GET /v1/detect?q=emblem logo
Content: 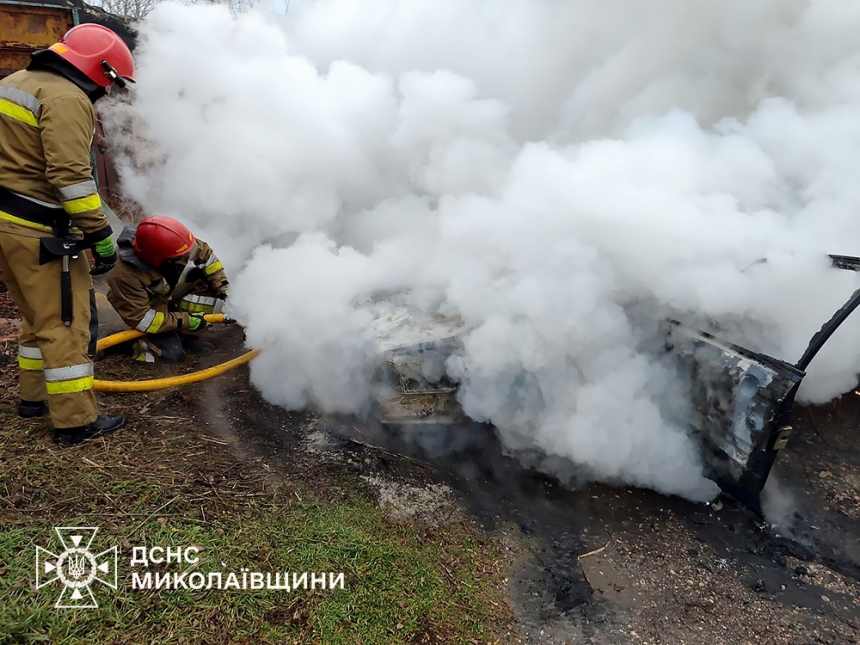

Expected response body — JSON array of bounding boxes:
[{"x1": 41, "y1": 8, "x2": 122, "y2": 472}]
[{"x1": 35, "y1": 527, "x2": 117, "y2": 609}]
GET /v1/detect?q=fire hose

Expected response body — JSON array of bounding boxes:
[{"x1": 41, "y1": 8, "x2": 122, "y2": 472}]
[{"x1": 93, "y1": 313, "x2": 260, "y2": 392}]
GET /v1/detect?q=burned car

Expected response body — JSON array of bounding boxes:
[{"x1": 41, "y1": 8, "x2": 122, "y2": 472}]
[
  {"x1": 371, "y1": 298, "x2": 469, "y2": 426},
  {"x1": 370, "y1": 256, "x2": 860, "y2": 516}
]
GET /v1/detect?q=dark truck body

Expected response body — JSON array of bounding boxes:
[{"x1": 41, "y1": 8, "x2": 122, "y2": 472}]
[{"x1": 375, "y1": 255, "x2": 860, "y2": 515}]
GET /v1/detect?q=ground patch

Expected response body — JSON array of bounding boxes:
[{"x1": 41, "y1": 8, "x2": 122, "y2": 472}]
[{"x1": 0, "y1": 288, "x2": 512, "y2": 645}]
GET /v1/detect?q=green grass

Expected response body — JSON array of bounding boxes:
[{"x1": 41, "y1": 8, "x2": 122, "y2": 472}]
[
  {"x1": 0, "y1": 318, "x2": 511, "y2": 644},
  {"x1": 0, "y1": 406, "x2": 510, "y2": 645},
  {"x1": 1, "y1": 499, "x2": 503, "y2": 644}
]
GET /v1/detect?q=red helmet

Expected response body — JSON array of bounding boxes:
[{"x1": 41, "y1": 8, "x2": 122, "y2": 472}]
[
  {"x1": 133, "y1": 217, "x2": 196, "y2": 267},
  {"x1": 49, "y1": 24, "x2": 135, "y2": 88}
]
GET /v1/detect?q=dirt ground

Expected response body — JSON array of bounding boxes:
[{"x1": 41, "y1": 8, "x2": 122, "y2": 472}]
[
  {"x1": 357, "y1": 408, "x2": 860, "y2": 644},
  {"x1": 1, "y1": 283, "x2": 858, "y2": 644}
]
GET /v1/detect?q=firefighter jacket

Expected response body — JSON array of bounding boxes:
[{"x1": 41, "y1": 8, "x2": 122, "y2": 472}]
[
  {"x1": 0, "y1": 69, "x2": 111, "y2": 242},
  {"x1": 106, "y1": 225, "x2": 230, "y2": 335}
]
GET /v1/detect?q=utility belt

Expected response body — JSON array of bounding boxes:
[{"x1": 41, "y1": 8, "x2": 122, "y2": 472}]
[
  {"x1": 0, "y1": 184, "x2": 75, "y2": 233},
  {"x1": 0, "y1": 185, "x2": 89, "y2": 326}
]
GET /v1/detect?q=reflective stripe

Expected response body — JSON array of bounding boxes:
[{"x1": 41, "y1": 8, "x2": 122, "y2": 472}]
[
  {"x1": 146, "y1": 311, "x2": 166, "y2": 333},
  {"x1": 135, "y1": 309, "x2": 165, "y2": 333},
  {"x1": 56, "y1": 180, "x2": 98, "y2": 202},
  {"x1": 198, "y1": 254, "x2": 224, "y2": 277},
  {"x1": 12, "y1": 191, "x2": 62, "y2": 209},
  {"x1": 18, "y1": 357, "x2": 43, "y2": 371},
  {"x1": 0, "y1": 100, "x2": 38, "y2": 126},
  {"x1": 62, "y1": 193, "x2": 102, "y2": 215},
  {"x1": 0, "y1": 209, "x2": 53, "y2": 232},
  {"x1": 171, "y1": 249, "x2": 200, "y2": 292},
  {"x1": 44, "y1": 363, "x2": 94, "y2": 382},
  {"x1": 0, "y1": 86, "x2": 41, "y2": 127},
  {"x1": 18, "y1": 345, "x2": 43, "y2": 359},
  {"x1": 183, "y1": 294, "x2": 217, "y2": 306},
  {"x1": 44, "y1": 361, "x2": 95, "y2": 395},
  {"x1": 178, "y1": 293, "x2": 218, "y2": 314},
  {"x1": 0, "y1": 85, "x2": 41, "y2": 117},
  {"x1": 203, "y1": 260, "x2": 224, "y2": 276},
  {"x1": 177, "y1": 301, "x2": 215, "y2": 314},
  {"x1": 135, "y1": 341, "x2": 156, "y2": 363},
  {"x1": 136, "y1": 309, "x2": 156, "y2": 331},
  {"x1": 152, "y1": 279, "x2": 171, "y2": 295},
  {"x1": 46, "y1": 376, "x2": 94, "y2": 395}
]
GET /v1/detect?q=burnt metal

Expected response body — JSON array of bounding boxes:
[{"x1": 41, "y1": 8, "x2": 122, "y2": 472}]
[
  {"x1": 663, "y1": 323, "x2": 803, "y2": 515},
  {"x1": 796, "y1": 287, "x2": 860, "y2": 371},
  {"x1": 374, "y1": 254, "x2": 860, "y2": 515},
  {"x1": 665, "y1": 253, "x2": 860, "y2": 515},
  {"x1": 795, "y1": 255, "x2": 860, "y2": 371},
  {"x1": 375, "y1": 337, "x2": 468, "y2": 425}
]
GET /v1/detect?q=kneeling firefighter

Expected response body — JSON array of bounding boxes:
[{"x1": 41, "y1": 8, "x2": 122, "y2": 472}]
[
  {"x1": 106, "y1": 216, "x2": 230, "y2": 363},
  {"x1": 0, "y1": 24, "x2": 134, "y2": 445}
]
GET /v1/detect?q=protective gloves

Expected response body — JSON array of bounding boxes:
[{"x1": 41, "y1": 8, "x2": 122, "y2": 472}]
[
  {"x1": 90, "y1": 237, "x2": 117, "y2": 276},
  {"x1": 187, "y1": 313, "x2": 211, "y2": 332}
]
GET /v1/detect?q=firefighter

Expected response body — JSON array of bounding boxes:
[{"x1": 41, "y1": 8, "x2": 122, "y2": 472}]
[
  {"x1": 0, "y1": 24, "x2": 134, "y2": 445},
  {"x1": 106, "y1": 216, "x2": 230, "y2": 363}
]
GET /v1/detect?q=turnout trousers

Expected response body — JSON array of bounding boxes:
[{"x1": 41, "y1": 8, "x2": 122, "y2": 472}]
[{"x1": 0, "y1": 225, "x2": 98, "y2": 428}]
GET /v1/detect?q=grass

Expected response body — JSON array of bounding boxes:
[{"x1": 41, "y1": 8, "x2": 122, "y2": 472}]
[
  {"x1": 0, "y1": 333, "x2": 513, "y2": 644},
  {"x1": 1, "y1": 497, "x2": 504, "y2": 644}
]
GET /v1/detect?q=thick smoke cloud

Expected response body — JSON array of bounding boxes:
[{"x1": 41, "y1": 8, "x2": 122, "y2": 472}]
[{"x1": 105, "y1": 0, "x2": 860, "y2": 502}]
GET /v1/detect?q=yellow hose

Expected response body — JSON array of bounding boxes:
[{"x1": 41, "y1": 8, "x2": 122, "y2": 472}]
[
  {"x1": 95, "y1": 313, "x2": 228, "y2": 352},
  {"x1": 93, "y1": 313, "x2": 260, "y2": 392},
  {"x1": 95, "y1": 328, "x2": 150, "y2": 352}
]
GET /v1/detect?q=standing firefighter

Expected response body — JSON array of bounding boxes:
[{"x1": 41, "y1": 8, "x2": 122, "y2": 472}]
[
  {"x1": 0, "y1": 24, "x2": 134, "y2": 445},
  {"x1": 106, "y1": 216, "x2": 230, "y2": 363}
]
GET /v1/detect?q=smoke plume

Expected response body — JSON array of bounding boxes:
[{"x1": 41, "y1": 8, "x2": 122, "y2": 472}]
[{"x1": 105, "y1": 0, "x2": 860, "y2": 502}]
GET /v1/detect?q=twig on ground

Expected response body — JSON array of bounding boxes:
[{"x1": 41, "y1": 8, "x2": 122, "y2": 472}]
[
  {"x1": 87, "y1": 482, "x2": 133, "y2": 518},
  {"x1": 198, "y1": 435, "x2": 229, "y2": 446},
  {"x1": 577, "y1": 528, "x2": 614, "y2": 589},
  {"x1": 346, "y1": 437, "x2": 437, "y2": 471},
  {"x1": 132, "y1": 495, "x2": 181, "y2": 533},
  {"x1": 81, "y1": 456, "x2": 103, "y2": 469}
]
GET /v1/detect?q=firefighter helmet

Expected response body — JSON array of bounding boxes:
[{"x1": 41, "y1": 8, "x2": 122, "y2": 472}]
[
  {"x1": 133, "y1": 217, "x2": 196, "y2": 267},
  {"x1": 49, "y1": 24, "x2": 135, "y2": 88}
]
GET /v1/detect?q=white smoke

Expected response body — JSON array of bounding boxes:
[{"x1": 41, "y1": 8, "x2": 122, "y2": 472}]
[
  {"x1": 761, "y1": 472, "x2": 798, "y2": 533},
  {"x1": 105, "y1": 0, "x2": 860, "y2": 502}
]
